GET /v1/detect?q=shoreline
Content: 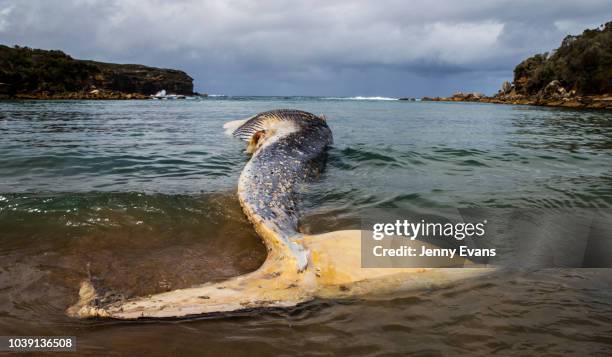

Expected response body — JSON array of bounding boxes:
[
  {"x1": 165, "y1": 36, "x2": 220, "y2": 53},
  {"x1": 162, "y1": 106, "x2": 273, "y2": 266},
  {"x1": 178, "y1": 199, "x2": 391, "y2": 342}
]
[
  {"x1": 0, "y1": 45, "x2": 194, "y2": 101},
  {"x1": 3, "y1": 93, "x2": 612, "y2": 111},
  {"x1": 0, "y1": 91, "x2": 150, "y2": 100},
  {"x1": 422, "y1": 93, "x2": 612, "y2": 110}
]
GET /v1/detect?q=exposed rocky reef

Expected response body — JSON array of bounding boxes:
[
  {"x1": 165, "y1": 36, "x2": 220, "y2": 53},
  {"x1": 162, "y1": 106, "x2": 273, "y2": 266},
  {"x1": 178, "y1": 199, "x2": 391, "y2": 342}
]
[
  {"x1": 422, "y1": 91, "x2": 612, "y2": 110},
  {"x1": 423, "y1": 21, "x2": 612, "y2": 110},
  {"x1": 0, "y1": 45, "x2": 194, "y2": 99}
]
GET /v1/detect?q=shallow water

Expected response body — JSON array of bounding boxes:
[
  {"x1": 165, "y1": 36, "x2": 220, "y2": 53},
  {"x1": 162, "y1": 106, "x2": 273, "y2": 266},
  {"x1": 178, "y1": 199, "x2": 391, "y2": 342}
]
[{"x1": 1, "y1": 98, "x2": 611, "y2": 355}]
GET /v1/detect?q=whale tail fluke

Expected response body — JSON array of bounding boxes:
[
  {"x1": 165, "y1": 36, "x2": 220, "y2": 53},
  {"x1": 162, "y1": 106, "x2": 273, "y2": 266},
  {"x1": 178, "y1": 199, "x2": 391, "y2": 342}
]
[
  {"x1": 66, "y1": 249, "x2": 316, "y2": 319},
  {"x1": 303, "y1": 230, "x2": 494, "y2": 299},
  {"x1": 67, "y1": 230, "x2": 494, "y2": 319}
]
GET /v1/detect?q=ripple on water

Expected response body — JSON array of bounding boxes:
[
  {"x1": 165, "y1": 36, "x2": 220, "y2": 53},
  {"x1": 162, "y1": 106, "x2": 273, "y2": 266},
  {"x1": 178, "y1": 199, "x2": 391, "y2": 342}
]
[{"x1": 0, "y1": 100, "x2": 611, "y2": 354}]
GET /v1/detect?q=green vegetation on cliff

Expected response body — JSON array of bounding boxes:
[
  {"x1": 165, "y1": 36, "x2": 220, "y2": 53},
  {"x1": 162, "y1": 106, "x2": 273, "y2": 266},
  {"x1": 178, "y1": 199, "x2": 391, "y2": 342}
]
[
  {"x1": 513, "y1": 22, "x2": 612, "y2": 95},
  {"x1": 0, "y1": 45, "x2": 194, "y2": 97}
]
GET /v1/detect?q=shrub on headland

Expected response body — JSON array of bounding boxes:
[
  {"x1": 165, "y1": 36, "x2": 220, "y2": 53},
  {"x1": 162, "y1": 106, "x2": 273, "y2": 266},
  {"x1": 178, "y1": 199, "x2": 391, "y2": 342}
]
[
  {"x1": 0, "y1": 45, "x2": 97, "y2": 94},
  {"x1": 0, "y1": 45, "x2": 194, "y2": 98},
  {"x1": 513, "y1": 22, "x2": 612, "y2": 96}
]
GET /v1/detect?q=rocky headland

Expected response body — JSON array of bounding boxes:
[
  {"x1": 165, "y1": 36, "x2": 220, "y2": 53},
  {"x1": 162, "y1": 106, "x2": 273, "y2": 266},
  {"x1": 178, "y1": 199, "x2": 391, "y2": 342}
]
[
  {"x1": 0, "y1": 45, "x2": 194, "y2": 100},
  {"x1": 423, "y1": 21, "x2": 612, "y2": 110}
]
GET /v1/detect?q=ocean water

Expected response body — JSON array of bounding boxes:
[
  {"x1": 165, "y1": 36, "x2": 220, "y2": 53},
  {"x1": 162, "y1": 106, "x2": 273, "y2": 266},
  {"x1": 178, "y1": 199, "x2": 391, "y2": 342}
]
[{"x1": 1, "y1": 97, "x2": 611, "y2": 355}]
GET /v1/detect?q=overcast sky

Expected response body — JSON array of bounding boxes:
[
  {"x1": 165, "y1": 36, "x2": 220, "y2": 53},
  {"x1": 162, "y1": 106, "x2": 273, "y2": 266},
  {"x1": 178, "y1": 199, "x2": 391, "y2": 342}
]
[{"x1": 0, "y1": 0, "x2": 610, "y2": 96}]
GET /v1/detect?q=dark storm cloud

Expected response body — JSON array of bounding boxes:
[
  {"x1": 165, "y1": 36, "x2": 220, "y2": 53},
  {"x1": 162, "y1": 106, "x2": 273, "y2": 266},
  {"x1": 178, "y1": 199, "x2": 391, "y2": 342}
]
[{"x1": 0, "y1": 0, "x2": 610, "y2": 96}]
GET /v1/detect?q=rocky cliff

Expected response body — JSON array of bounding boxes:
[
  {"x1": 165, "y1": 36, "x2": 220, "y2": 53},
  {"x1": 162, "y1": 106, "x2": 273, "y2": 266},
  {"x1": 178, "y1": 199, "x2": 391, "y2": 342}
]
[
  {"x1": 511, "y1": 22, "x2": 611, "y2": 96},
  {"x1": 0, "y1": 45, "x2": 194, "y2": 99},
  {"x1": 422, "y1": 21, "x2": 612, "y2": 110}
]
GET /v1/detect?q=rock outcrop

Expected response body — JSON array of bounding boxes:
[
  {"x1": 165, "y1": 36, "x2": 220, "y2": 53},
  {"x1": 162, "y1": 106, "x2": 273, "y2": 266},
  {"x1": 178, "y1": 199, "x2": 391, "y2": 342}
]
[
  {"x1": 0, "y1": 45, "x2": 194, "y2": 99},
  {"x1": 512, "y1": 22, "x2": 611, "y2": 97},
  {"x1": 501, "y1": 81, "x2": 512, "y2": 95},
  {"x1": 422, "y1": 21, "x2": 612, "y2": 110}
]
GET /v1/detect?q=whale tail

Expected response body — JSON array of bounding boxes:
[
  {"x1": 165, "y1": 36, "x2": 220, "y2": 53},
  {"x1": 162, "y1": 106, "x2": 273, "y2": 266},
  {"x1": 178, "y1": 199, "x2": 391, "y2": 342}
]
[
  {"x1": 66, "y1": 249, "x2": 315, "y2": 319},
  {"x1": 67, "y1": 230, "x2": 493, "y2": 319}
]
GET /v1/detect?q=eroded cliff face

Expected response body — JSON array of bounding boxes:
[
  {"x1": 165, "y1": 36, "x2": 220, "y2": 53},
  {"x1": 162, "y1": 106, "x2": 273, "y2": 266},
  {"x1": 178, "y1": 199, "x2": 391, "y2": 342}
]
[
  {"x1": 87, "y1": 62, "x2": 194, "y2": 95},
  {"x1": 0, "y1": 45, "x2": 194, "y2": 98}
]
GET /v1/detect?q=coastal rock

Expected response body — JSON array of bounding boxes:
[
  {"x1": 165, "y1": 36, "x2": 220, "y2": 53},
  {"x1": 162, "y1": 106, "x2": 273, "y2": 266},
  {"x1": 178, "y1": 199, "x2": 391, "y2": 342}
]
[
  {"x1": 0, "y1": 82, "x2": 9, "y2": 99},
  {"x1": 13, "y1": 90, "x2": 149, "y2": 100},
  {"x1": 91, "y1": 63, "x2": 194, "y2": 95},
  {"x1": 501, "y1": 81, "x2": 512, "y2": 94},
  {"x1": 447, "y1": 91, "x2": 486, "y2": 102},
  {"x1": 543, "y1": 80, "x2": 565, "y2": 98},
  {"x1": 0, "y1": 45, "x2": 194, "y2": 99}
]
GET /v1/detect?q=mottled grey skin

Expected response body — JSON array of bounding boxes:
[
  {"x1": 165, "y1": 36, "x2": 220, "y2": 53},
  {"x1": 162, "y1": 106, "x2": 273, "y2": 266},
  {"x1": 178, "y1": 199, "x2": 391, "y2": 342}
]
[{"x1": 234, "y1": 110, "x2": 333, "y2": 269}]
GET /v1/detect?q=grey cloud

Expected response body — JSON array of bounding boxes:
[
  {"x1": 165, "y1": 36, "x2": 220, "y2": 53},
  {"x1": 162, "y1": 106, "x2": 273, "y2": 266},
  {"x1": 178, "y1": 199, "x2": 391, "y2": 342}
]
[{"x1": 0, "y1": 0, "x2": 610, "y2": 95}]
